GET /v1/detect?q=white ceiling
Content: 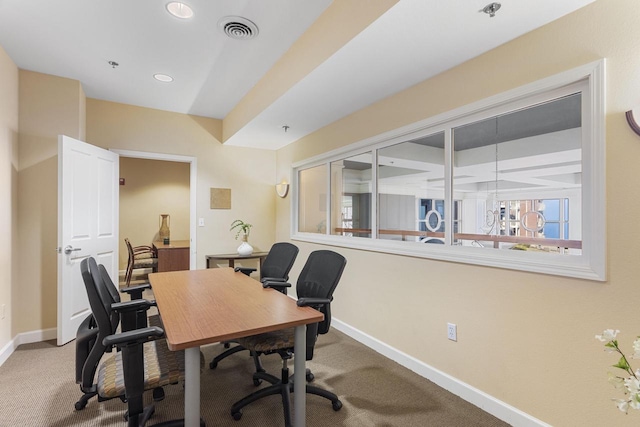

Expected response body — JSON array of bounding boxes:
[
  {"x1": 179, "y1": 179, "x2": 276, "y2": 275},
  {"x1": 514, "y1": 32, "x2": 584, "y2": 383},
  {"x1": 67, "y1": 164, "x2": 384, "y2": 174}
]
[{"x1": 0, "y1": 0, "x2": 594, "y2": 150}]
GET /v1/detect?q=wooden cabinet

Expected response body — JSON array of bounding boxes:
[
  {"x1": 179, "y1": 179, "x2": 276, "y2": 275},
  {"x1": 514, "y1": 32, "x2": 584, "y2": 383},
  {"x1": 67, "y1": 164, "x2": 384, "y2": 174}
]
[{"x1": 153, "y1": 240, "x2": 190, "y2": 272}]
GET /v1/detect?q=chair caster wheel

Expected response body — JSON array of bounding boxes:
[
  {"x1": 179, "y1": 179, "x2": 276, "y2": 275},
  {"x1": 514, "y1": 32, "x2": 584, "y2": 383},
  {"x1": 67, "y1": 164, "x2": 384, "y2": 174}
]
[
  {"x1": 306, "y1": 372, "x2": 314, "y2": 382},
  {"x1": 253, "y1": 377, "x2": 262, "y2": 386},
  {"x1": 152, "y1": 387, "x2": 165, "y2": 401},
  {"x1": 224, "y1": 342, "x2": 231, "y2": 349},
  {"x1": 332, "y1": 400, "x2": 343, "y2": 411},
  {"x1": 232, "y1": 410, "x2": 243, "y2": 421},
  {"x1": 74, "y1": 401, "x2": 86, "y2": 411},
  {"x1": 209, "y1": 360, "x2": 218, "y2": 369}
]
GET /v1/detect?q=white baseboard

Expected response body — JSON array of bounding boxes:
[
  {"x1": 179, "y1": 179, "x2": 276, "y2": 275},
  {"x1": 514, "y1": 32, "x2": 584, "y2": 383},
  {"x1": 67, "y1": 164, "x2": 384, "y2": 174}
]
[
  {"x1": 331, "y1": 318, "x2": 550, "y2": 427},
  {"x1": 0, "y1": 327, "x2": 57, "y2": 367}
]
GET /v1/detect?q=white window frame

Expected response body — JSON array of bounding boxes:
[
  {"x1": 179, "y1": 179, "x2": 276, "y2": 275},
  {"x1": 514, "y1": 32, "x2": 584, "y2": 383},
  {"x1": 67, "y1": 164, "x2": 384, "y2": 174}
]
[{"x1": 291, "y1": 60, "x2": 606, "y2": 281}]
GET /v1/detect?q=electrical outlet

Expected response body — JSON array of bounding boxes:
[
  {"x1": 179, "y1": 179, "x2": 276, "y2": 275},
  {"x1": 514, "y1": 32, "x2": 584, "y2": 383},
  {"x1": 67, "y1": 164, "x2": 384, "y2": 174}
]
[{"x1": 447, "y1": 323, "x2": 457, "y2": 341}]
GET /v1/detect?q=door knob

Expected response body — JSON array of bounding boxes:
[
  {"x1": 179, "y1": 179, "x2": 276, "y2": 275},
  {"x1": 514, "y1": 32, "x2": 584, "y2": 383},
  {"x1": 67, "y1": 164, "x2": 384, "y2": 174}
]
[{"x1": 62, "y1": 245, "x2": 81, "y2": 255}]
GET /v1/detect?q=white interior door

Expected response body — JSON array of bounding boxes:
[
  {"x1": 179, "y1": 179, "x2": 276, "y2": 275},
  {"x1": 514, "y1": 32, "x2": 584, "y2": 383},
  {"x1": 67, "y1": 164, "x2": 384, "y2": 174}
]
[{"x1": 57, "y1": 135, "x2": 119, "y2": 345}]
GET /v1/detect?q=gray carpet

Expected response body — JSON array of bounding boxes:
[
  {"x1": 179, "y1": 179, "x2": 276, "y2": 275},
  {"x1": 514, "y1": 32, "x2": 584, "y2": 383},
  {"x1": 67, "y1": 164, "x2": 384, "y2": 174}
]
[{"x1": 0, "y1": 328, "x2": 510, "y2": 426}]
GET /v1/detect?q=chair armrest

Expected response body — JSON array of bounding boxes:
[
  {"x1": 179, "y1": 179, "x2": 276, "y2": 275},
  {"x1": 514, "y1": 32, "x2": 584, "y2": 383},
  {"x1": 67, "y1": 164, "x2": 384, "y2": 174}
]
[
  {"x1": 234, "y1": 267, "x2": 257, "y2": 276},
  {"x1": 263, "y1": 281, "x2": 291, "y2": 290},
  {"x1": 297, "y1": 297, "x2": 331, "y2": 307},
  {"x1": 102, "y1": 326, "x2": 164, "y2": 347},
  {"x1": 260, "y1": 277, "x2": 286, "y2": 283},
  {"x1": 112, "y1": 299, "x2": 154, "y2": 313},
  {"x1": 120, "y1": 283, "x2": 151, "y2": 300}
]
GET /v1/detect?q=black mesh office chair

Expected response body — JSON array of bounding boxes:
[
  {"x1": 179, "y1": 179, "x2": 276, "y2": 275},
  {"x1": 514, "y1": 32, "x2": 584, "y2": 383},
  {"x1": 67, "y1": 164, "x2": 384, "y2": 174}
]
[
  {"x1": 230, "y1": 250, "x2": 346, "y2": 426},
  {"x1": 234, "y1": 242, "x2": 300, "y2": 286},
  {"x1": 209, "y1": 242, "x2": 299, "y2": 370},
  {"x1": 75, "y1": 262, "x2": 162, "y2": 410},
  {"x1": 76, "y1": 257, "x2": 189, "y2": 426}
]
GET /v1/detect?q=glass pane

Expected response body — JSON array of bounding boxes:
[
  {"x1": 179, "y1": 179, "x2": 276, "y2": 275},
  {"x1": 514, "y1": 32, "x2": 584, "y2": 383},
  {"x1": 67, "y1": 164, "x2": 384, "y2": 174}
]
[
  {"x1": 453, "y1": 93, "x2": 582, "y2": 254},
  {"x1": 377, "y1": 132, "x2": 445, "y2": 242},
  {"x1": 542, "y1": 199, "x2": 560, "y2": 221},
  {"x1": 297, "y1": 164, "x2": 327, "y2": 234},
  {"x1": 330, "y1": 153, "x2": 372, "y2": 238},
  {"x1": 544, "y1": 222, "x2": 560, "y2": 239}
]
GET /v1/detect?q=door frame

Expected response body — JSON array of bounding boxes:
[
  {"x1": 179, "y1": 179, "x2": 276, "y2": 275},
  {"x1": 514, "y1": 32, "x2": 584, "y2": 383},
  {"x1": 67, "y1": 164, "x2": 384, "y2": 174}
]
[{"x1": 112, "y1": 150, "x2": 197, "y2": 269}]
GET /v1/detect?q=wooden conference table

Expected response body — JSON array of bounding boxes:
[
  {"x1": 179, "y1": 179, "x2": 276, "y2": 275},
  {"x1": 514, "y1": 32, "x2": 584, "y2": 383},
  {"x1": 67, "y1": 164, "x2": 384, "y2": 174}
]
[{"x1": 149, "y1": 267, "x2": 323, "y2": 427}]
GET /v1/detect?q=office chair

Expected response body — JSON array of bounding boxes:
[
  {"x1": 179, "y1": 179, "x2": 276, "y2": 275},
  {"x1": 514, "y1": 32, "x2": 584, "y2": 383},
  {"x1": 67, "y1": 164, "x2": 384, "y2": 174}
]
[
  {"x1": 234, "y1": 242, "x2": 299, "y2": 286},
  {"x1": 209, "y1": 242, "x2": 299, "y2": 370},
  {"x1": 230, "y1": 250, "x2": 346, "y2": 426},
  {"x1": 75, "y1": 257, "x2": 189, "y2": 426},
  {"x1": 75, "y1": 261, "x2": 163, "y2": 410},
  {"x1": 125, "y1": 238, "x2": 158, "y2": 287}
]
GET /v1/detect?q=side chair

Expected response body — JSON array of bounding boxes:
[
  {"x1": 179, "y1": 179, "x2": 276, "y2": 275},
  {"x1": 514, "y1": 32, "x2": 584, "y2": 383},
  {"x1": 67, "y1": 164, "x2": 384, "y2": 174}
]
[
  {"x1": 124, "y1": 238, "x2": 158, "y2": 287},
  {"x1": 230, "y1": 250, "x2": 347, "y2": 426}
]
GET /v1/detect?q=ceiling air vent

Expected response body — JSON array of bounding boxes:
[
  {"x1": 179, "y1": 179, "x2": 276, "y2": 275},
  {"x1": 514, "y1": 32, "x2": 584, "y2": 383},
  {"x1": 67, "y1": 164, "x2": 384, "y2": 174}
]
[{"x1": 218, "y1": 16, "x2": 259, "y2": 40}]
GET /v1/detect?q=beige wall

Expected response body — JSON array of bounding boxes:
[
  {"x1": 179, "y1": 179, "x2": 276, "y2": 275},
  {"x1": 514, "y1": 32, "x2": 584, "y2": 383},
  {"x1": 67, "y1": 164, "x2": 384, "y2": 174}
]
[
  {"x1": 86, "y1": 99, "x2": 277, "y2": 272},
  {"x1": 16, "y1": 71, "x2": 85, "y2": 334},
  {"x1": 119, "y1": 157, "x2": 190, "y2": 270},
  {"x1": 0, "y1": 45, "x2": 18, "y2": 351},
  {"x1": 276, "y1": 1, "x2": 640, "y2": 425}
]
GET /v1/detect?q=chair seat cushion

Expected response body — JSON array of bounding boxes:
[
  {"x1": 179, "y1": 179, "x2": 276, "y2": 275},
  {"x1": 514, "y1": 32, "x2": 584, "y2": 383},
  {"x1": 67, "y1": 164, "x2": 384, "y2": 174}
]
[
  {"x1": 236, "y1": 328, "x2": 295, "y2": 353},
  {"x1": 97, "y1": 338, "x2": 184, "y2": 399},
  {"x1": 148, "y1": 314, "x2": 163, "y2": 329},
  {"x1": 132, "y1": 258, "x2": 158, "y2": 268},
  {"x1": 134, "y1": 252, "x2": 155, "y2": 260}
]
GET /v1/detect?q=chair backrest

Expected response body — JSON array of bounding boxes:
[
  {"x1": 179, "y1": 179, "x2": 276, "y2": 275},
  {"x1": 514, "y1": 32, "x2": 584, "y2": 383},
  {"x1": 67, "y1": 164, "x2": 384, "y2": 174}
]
[
  {"x1": 98, "y1": 264, "x2": 121, "y2": 305},
  {"x1": 261, "y1": 242, "x2": 299, "y2": 281},
  {"x1": 296, "y1": 250, "x2": 346, "y2": 358},
  {"x1": 77, "y1": 257, "x2": 119, "y2": 389},
  {"x1": 124, "y1": 237, "x2": 135, "y2": 266}
]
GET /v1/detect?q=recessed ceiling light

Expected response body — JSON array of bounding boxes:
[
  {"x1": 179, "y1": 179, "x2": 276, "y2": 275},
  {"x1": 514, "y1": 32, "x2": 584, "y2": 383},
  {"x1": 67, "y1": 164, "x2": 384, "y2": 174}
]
[
  {"x1": 154, "y1": 74, "x2": 174, "y2": 83},
  {"x1": 166, "y1": 2, "x2": 194, "y2": 19},
  {"x1": 481, "y1": 2, "x2": 501, "y2": 18}
]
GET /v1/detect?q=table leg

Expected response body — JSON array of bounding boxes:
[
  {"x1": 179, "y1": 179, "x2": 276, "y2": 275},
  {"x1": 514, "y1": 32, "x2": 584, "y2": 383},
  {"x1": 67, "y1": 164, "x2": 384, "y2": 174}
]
[
  {"x1": 185, "y1": 346, "x2": 201, "y2": 427},
  {"x1": 228, "y1": 260, "x2": 235, "y2": 268},
  {"x1": 294, "y1": 325, "x2": 306, "y2": 427}
]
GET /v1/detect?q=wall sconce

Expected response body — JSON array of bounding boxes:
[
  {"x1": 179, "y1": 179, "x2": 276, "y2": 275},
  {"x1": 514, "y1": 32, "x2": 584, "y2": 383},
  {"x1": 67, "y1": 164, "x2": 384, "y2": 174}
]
[
  {"x1": 626, "y1": 108, "x2": 640, "y2": 137},
  {"x1": 275, "y1": 181, "x2": 289, "y2": 198}
]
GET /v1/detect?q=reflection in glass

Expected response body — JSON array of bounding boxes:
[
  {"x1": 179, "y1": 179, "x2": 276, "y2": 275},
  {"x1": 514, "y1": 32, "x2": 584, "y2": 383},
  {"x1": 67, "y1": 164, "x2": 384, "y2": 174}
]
[
  {"x1": 297, "y1": 164, "x2": 327, "y2": 234},
  {"x1": 377, "y1": 132, "x2": 446, "y2": 242},
  {"x1": 330, "y1": 153, "x2": 372, "y2": 238},
  {"x1": 453, "y1": 93, "x2": 582, "y2": 254}
]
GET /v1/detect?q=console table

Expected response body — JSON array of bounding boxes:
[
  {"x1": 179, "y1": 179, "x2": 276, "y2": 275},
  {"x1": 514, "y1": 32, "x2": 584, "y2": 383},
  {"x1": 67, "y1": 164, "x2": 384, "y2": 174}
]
[
  {"x1": 153, "y1": 240, "x2": 190, "y2": 272},
  {"x1": 205, "y1": 251, "x2": 269, "y2": 269}
]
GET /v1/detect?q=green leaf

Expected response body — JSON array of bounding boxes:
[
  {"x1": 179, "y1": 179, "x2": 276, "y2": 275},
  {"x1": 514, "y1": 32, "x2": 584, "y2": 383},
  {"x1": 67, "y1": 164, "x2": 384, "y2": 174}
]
[{"x1": 613, "y1": 356, "x2": 630, "y2": 371}]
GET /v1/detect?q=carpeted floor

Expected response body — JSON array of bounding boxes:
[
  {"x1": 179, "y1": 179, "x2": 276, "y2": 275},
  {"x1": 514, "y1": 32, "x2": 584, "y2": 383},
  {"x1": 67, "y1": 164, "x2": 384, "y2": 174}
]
[{"x1": 0, "y1": 327, "x2": 510, "y2": 427}]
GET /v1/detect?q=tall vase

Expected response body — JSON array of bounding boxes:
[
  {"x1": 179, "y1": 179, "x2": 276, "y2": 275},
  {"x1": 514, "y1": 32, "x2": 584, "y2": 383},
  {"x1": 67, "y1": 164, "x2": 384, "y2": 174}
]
[
  {"x1": 237, "y1": 234, "x2": 253, "y2": 256},
  {"x1": 159, "y1": 214, "x2": 170, "y2": 243}
]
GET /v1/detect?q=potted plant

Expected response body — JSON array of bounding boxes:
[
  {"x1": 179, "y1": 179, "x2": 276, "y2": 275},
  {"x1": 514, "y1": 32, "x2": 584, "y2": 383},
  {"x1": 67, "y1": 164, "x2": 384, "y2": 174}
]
[{"x1": 230, "y1": 220, "x2": 253, "y2": 255}]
